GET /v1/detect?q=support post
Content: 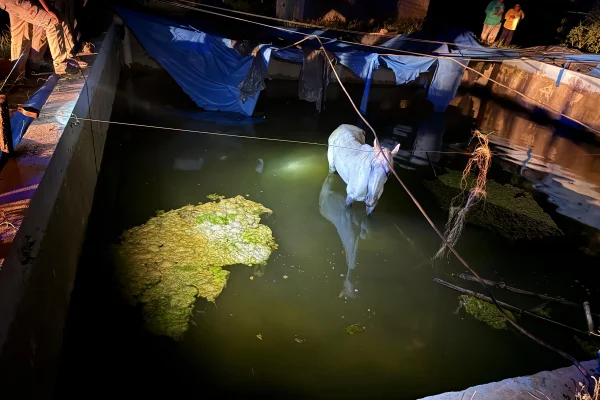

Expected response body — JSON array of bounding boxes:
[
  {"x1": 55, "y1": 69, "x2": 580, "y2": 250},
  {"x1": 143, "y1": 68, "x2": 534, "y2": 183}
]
[
  {"x1": 0, "y1": 94, "x2": 13, "y2": 154},
  {"x1": 584, "y1": 302, "x2": 595, "y2": 333},
  {"x1": 123, "y1": 26, "x2": 133, "y2": 66}
]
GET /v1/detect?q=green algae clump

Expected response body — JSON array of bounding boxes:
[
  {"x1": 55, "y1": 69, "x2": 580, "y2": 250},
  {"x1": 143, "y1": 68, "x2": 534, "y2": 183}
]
[
  {"x1": 459, "y1": 295, "x2": 515, "y2": 330},
  {"x1": 346, "y1": 324, "x2": 366, "y2": 335},
  {"x1": 115, "y1": 195, "x2": 277, "y2": 340},
  {"x1": 574, "y1": 335, "x2": 600, "y2": 357},
  {"x1": 425, "y1": 170, "x2": 562, "y2": 240}
]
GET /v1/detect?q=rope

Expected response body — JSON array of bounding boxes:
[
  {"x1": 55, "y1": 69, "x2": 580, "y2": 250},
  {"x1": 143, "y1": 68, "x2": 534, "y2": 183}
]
[
  {"x1": 52, "y1": 112, "x2": 471, "y2": 155},
  {"x1": 173, "y1": 0, "x2": 493, "y2": 50},
  {"x1": 0, "y1": 15, "x2": 48, "y2": 91},
  {"x1": 342, "y1": 40, "x2": 600, "y2": 135},
  {"x1": 39, "y1": 112, "x2": 600, "y2": 158},
  {"x1": 165, "y1": 0, "x2": 600, "y2": 64},
  {"x1": 150, "y1": 0, "x2": 600, "y2": 137},
  {"x1": 315, "y1": 34, "x2": 593, "y2": 381},
  {"x1": 41, "y1": 5, "x2": 598, "y2": 377},
  {"x1": 166, "y1": 0, "x2": 577, "y2": 58}
]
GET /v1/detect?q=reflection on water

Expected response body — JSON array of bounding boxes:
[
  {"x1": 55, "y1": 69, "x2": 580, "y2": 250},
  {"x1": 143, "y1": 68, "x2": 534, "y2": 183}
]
[
  {"x1": 453, "y1": 93, "x2": 600, "y2": 230},
  {"x1": 56, "y1": 73, "x2": 600, "y2": 400},
  {"x1": 493, "y1": 136, "x2": 600, "y2": 229},
  {"x1": 411, "y1": 114, "x2": 447, "y2": 166},
  {"x1": 319, "y1": 174, "x2": 370, "y2": 299}
]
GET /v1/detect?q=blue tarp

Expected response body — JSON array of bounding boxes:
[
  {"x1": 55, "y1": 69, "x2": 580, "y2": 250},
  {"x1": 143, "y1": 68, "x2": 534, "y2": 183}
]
[
  {"x1": 117, "y1": 8, "x2": 460, "y2": 115},
  {"x1": 117, "y1": 8, "x2": 600, "y2": 117},
  {"x1": 118, "y1": 9, "x2": 274, "y2": 115},
  {"x1": 10, "y1": 73, "x2": 60, "y2": 149}
]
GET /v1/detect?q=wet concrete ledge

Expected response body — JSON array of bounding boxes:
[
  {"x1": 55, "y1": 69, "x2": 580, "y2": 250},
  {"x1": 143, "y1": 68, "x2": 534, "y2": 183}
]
[
  {"x1": 0, "y1": 22, "x2": 122, "y2": 398},
  {"x1": 421, "y1": 359, "x2": 598, "y2": 400},
  {"x1": 457, "y1": 59, "x2": 600, "y2": 134}
]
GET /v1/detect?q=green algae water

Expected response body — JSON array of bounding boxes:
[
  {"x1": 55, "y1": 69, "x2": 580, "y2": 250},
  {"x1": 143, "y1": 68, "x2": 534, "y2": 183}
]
[{"x1": 55, "y1": 69, "x2": 600, "y2": 399}]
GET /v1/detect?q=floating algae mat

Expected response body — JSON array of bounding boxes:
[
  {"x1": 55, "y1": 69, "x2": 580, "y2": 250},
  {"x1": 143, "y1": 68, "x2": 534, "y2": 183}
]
[
  {"x1": 346, "y1": 324, "x2": 366, "y2": 335},
  {"x1": 115, "y1": 195, "x2": 277, "y2": 339},
  {"x1": 459, "y1": 295, "x2": 516, "y2": 330},
  {"x1": 425, "y1": 170, "x2": 562, "y2": 240}
]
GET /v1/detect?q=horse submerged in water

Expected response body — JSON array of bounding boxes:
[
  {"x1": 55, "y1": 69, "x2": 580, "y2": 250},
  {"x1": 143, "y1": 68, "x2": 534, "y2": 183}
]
[{"x1": 327, "y1": 124, "x2": 400, "y2": 214}]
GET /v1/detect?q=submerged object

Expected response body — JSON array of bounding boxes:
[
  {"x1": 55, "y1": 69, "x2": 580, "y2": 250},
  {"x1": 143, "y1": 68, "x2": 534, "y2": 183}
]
[
  {"x1": 435, "y1": 130, "x2": 490, "y2": 258},
  {"x1": 115, "y1": 195, "x2": 277, "y2": 339},
  {"x1": 425, "y1": 170, "x2": 562, "y2": 240},
  {"x1": 327, "y1": 124, "x2": 400, "y2": 214},
  {"x1": 459, "y1": 295, "x2": 516, "y2": 330},
  {"x1": 256, "y1": 158, "x2": 264, "y2": 173},
  {"x1": 345, "y1": 324, "x2": 366, "y2": 334}
]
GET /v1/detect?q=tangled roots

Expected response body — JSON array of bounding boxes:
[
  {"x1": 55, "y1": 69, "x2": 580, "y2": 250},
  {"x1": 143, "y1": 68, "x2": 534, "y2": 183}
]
[{"x1": 435, "y1": 130, "x2": 491, "y2": 259}]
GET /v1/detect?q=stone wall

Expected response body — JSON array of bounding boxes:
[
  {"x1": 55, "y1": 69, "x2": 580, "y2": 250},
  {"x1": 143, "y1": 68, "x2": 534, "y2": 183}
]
[
  {"x1": 0, "y1": 23, "x2": 122, "y2": 399},
  {"x1": 456, "y1": 59, "x2": 600, "y2": 133}
]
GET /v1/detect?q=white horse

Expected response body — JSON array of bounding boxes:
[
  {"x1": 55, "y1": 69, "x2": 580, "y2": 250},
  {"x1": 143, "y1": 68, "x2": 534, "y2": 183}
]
[{"x1": 327, "y1": 124, "x2": 399, "y2": 214}]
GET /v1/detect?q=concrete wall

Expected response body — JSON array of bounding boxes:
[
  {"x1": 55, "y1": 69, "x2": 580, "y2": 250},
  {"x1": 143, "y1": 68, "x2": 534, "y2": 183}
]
[
  {"x1": 397, "y1": 0, "x2": 430, "y2": 18},
  {"x1": 0, "y1": 23, "x2": 122, "y2": 399},
  {"x1": 421, "y1": 359, "x2": 598, "y2": 400},
  {"x1": 276, "y1": 0, "x2": 307, "y2": 21},
  {"x1": 457, "y1": 59, "x2": 600, "y2": 133}
]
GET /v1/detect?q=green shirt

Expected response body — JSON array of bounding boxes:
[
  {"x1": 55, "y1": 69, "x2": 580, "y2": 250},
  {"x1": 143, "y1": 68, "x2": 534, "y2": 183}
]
[{"x1": 484, "y1": 1, "x2": 505, "y2": 26}]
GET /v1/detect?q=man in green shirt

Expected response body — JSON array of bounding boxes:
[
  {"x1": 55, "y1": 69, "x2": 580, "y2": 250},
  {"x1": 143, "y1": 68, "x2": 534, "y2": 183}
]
[{"x1": 481, "y1": 0, "x2": 505, "y2": 44}]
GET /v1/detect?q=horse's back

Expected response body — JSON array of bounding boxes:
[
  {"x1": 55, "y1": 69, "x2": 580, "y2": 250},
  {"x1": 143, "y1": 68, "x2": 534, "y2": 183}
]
[{"x1": 329, "y1": 124, "x2": 365, "y2": 148}]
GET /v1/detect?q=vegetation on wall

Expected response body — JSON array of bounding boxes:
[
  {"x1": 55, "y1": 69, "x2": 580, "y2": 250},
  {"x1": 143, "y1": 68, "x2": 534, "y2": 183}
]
[
  {"x1": 302, "y1": 16, "x2": 424, "y2": 35},
  {"x1": 561, "y1": 1, "x2": 600, "y2": 53},
  {"x1": 0, "y1": 31, "x2": 10, "y2": 60}
]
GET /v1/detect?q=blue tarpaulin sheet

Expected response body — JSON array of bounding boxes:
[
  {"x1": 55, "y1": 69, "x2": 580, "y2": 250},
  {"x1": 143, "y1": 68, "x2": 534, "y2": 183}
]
[
  {"x1": 117, "y1": 8, "x2": 457, "y2": 115},
  {"x1": 118, "y1": 8, "x2": 274, "y2": 115},
  {"x1": 117, "y1": 8, "x2": 600, "y2": 116},
  {"x1": 10, "y1": 73, "x2": 60, "y2": 149}
]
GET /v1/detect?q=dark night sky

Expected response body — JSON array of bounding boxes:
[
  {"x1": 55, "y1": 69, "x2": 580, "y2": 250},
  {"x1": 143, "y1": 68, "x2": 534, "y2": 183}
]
[
  {"x1": 308, "y1": 0, "x2": 595, "y2": 47},
  {"x1": 0, "y1": 0, "x2": 594, "y2": 49},
  {"x1": 425, "y1": 0, "x2": 594, "y2": 47}
]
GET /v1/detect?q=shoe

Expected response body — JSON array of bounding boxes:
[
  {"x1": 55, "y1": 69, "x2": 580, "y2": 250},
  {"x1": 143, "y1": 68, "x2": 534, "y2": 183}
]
[
  {"x1": 66, "y1": 57, "x2": 88, "y2": 68},
  {"x1": 54, "y1": 62, "x2": 79, "y2": 75}
]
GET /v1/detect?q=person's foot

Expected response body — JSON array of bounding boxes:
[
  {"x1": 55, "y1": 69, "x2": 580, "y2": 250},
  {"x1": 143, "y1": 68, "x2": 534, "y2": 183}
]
[
  {"x1": 67, "y1": 57, "x2": 88, "y2": 68},
  {"x1": 54, "y1": 62, "x2": 80, "y2": 75}
]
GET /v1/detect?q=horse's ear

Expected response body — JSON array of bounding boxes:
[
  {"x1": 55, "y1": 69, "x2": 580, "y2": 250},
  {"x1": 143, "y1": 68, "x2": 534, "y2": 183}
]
[
  {"x1": 373, "y1": 138, "x2": 381, "y2": 153},
  {"x1": 391, "y1": 144, "x2": 400, "y2": 155}
]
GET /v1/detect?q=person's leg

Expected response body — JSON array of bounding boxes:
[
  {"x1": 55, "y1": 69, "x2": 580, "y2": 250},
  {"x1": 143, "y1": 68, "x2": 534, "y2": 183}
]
[
  {"x1": 8, "y1": 11, "x2": 31, "y2": 75},
  {"x1": 488, "y1": 24, "x2": 501, "y2": 44},
  {"x1": 481, "y1": 24, "x2": 492, "y2": 42},
  {"x1": 504, "y1": 30, "x2": 515, "y2": 45},
  {"x1": 58, "y1": 18, "x2": 76, "y2": 57},
  {"x1": 498, "y1": 28, "x2": 510, "y2": 44},
  {"x1": 29, "y1": 26, "x2": 48, "y2": 69},
  {"x1": 8, "y1": 1, "x2": 71, "y2": 72},
  {"x1": 5, "y1": 2, "x2": 68, "y2": 66}
]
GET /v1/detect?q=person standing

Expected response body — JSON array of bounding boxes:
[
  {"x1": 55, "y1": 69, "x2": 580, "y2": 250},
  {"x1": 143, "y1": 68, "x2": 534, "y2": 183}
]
[
  {"x1": 499, "y1": 4, "x2": 524, "y2": 45},
  {"x1": 481, "y1": 0, "x2": 505, "y2": 45},
  {"x1": 0, "y1": 0, "x2": 83, "y2": 75},
  {"x1": 8, "y1": 9, "x2": 48, "y2": 75}
]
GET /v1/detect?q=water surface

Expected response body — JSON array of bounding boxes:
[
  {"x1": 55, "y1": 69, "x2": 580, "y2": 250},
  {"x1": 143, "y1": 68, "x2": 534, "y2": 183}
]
[{"x1": 56, "y1": 70, "x2": 600, "y2": 399}]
